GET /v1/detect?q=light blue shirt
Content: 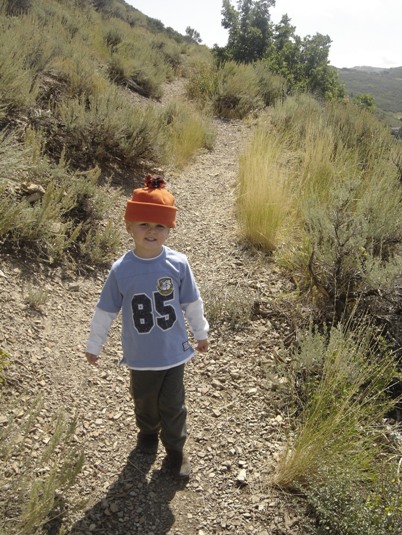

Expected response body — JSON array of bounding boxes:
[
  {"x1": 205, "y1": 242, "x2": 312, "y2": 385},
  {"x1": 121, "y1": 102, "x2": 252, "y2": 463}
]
[{"x1": 90, "y1": 246, "x2": 208, "y2": 370}]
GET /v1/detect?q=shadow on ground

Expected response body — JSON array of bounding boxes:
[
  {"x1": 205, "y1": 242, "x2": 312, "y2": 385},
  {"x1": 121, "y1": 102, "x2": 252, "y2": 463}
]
[{"x1": 69, "y1": 447, "x2": 187, "y2": 534}]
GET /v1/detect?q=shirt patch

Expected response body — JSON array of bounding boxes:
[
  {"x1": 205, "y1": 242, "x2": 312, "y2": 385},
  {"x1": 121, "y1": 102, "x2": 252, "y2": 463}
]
[
  {"x1": 182, "y1": 340, "x2": 190, "y2": 351},
  {"x1": 157, "y1": 277, "x2": 174, "y2": 296}
]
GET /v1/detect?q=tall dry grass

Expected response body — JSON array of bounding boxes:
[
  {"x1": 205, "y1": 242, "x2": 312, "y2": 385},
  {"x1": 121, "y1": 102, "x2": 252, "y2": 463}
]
[
  {"x1": 273, "y1": 321, "x2": 402, "y2": 534},
  {"x1": 157, "y1": 99, "x2": 215, "y2": 169},
  {"x1": 237, "y1": 129, "x2": 291, "y2": 250},
  {"x1": 238, "y1": 93, "x2": 402, "y2": 318}
]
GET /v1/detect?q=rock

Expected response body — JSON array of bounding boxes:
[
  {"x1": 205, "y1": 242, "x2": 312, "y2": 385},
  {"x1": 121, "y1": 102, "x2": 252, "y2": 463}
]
[{"x1": 236, "y1": 469, "x2": 248, "y2": 486}]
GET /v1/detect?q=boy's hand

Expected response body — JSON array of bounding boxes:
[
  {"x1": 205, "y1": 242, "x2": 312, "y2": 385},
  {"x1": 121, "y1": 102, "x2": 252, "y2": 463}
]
[
  {"x1": 196, "y1": 339, "x2": 209, "y2": 353},
  {"x1": 86, "y1": 352, "x2": 100, "y2": 367}
]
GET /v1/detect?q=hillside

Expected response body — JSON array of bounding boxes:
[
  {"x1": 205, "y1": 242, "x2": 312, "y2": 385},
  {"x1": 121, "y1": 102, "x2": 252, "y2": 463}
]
[
  {"x1": 337, "y1": 66, "x2": 402, "y2": 125},
  {"x1": 1, "y1": 2, "x2": 402, "y2": 534}
]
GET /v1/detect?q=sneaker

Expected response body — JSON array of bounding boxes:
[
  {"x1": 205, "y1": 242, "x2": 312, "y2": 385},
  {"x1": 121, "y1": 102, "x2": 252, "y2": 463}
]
[
  {"x1": 136, "y1": 432, "x2": 159, "y2": 454},
  {"x1": 165, "y1": 448, "x2": 191, "y2": 479}
]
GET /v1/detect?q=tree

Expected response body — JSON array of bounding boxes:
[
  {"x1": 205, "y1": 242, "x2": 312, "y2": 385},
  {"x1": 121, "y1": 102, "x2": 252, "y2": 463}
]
[
  {"x1": 218, "y1": 1, "x2": 345, "y2": 100},
  {"x1": 299, "y1": 33, "x2": 345, "y2": 99},
  {"x1": 267, "y1": 24, "x2": 345, "y2": 100},
  {"x1": 265, "y1": 14, "x2": 302, "y2": 87},
  {"x1": 185, "y1": 26, "x2": 202, "y2": 44},
  {"x1": 353, "y1": 93, "x2": 376, "y2": 113},
  {"x1": 221, "y1": 0, "x2": 275, "y2": 63}
]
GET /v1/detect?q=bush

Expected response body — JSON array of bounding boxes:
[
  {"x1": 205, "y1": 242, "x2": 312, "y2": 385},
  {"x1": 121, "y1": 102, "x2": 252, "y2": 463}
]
[
  {"x1": 0, "y1": 14, "x2": 40, "y2": 115},
  {"x1": 0, "y1": 349, "x2": 9, "y2": 383},
  {"x1": 201, "y1": 281, "x2": 254, "y2": 330},
  {"x1": 240, "y1": 94, "x2": 402, "y2": 322},
  {"x1": 253, "y1": 60, "x2": 287, "y2": 106},
  {"x1": 305, "y1": 463, "x2": 402, "y2": 534},
  {"x1": 214, "y1": 62, "x2": 264, "y2": 119},
  {"x1": 185, "y1": 61, "x2": 218, "y2": 111},
  {"x1": 104, "y1": 27, "x2": 175, "y2": 98},
  {"x1": 5, "y1": 0, "x2": 32, "y2": 15},
  {"x1": 273, "y1": 321, "x2": 401, "y2": 530},
  {"x1": 0, "y1": 132, "x2": 122, "y2": 266},
  {"x1": 50, "y1": 88, "x2": 162, "y2": 168},
  {"x1": 186, "y1": 61, "x2": 274, "y2": 119},
  {"x1": 157, "y1": 99, "x2": 215, "y2": 169}
]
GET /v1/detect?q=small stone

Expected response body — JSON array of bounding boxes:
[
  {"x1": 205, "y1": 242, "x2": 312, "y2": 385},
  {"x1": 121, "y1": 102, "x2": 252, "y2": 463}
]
[
  {"x1": 236, "y1": 469, "x2": 247, "y2": 486},
  {"x1": 110, "y1": 502, "x2": 119, "y2": 513},
  {"x1": 68, "y1": 283, "x2": 80, "y2": 292}
]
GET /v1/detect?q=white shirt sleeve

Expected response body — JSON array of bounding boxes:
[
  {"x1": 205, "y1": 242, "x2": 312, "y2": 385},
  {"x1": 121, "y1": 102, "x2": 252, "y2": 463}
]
[
  {"x1": 181, "y1": 298, "x2": 209, "y2": 340},
  {"x1": 86, "y1": 306, "x2": 118, "y2": 356}
]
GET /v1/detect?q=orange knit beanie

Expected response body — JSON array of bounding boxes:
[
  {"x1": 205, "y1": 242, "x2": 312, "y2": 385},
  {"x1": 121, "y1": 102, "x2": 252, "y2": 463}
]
[{"x1": 125, "y1": 174, "x2": 177, "y2": 228}]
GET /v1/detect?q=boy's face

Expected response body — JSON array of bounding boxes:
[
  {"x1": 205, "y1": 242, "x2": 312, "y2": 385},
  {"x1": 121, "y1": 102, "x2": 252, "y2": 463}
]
[{"x1": 126, "y1": 221, "x2": 170, "y2": 258}]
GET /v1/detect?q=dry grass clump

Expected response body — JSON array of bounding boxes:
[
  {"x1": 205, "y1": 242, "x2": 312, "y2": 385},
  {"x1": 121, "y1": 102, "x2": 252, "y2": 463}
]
[
  {"x1": 0, "y1": 1, "x2": 217, "y2": 268},
  {"x1": 238, "y1": 93, "x2": 402, "y2": 322},
  {"x1": 0, "y1": 395, "x2": 84, "y2": 535},
  {"x1": 186, "y1": 60, "x2": 286, "y2": 118},
  {"x1": 157, "y1": 99, "x2": 215, "y2": 169},
  {"x1": 272, "y1": 321, "x2": 402, "y2": 534},
  {"x1": 237, "y1": 129, "x2": 291, "y2": 251}
]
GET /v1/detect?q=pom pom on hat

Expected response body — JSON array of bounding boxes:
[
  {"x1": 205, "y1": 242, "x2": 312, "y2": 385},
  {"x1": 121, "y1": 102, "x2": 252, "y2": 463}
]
[{"x1": 125, "y1": 174, "x2": 177, "y2": 228}]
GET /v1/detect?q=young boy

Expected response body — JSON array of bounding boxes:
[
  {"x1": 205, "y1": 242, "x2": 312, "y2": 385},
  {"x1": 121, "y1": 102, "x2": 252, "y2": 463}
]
[{"x1": 85, "y1": 174, "x2": 209, "y2": 479}]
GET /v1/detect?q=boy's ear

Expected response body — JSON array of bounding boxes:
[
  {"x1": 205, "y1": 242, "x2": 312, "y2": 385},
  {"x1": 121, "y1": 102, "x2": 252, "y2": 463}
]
[{"x1": 125, "y1": 221, "x2": 133, "y2": 233}]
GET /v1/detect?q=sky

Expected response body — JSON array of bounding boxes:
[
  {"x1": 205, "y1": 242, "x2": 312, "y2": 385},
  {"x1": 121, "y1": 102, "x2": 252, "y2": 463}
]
[{"x1": 126, "y1": 0, "x2": 402, "y2": 69}]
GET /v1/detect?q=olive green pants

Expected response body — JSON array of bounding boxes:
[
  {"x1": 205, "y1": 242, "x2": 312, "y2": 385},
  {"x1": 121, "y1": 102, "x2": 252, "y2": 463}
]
[{"x1": 129, "y1": 363, "x2": 187, "y2": 452}]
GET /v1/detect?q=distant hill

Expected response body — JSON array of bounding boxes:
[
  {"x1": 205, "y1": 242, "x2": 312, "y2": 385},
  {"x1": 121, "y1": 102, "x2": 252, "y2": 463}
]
[{"x1": 337, "y1": 66, "x2": 402, "y2": 126}]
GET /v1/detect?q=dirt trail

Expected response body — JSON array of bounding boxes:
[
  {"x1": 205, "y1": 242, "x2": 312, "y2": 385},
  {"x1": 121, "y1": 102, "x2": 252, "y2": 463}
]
[{"x1": 0, "y1": 82, "x2": 301, "y2": 534}]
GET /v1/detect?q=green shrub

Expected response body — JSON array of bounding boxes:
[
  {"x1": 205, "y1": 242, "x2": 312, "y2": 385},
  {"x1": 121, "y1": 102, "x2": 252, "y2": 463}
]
[
  {"x1": 105, "y1": 29, "x2": 175, "y2": 98},
  {"x1": 5, "y1": 0, "x2": 32, "y2": 16},
  {"x1": 24, "y1": 285, "x2": 49, "y2": 311},
  {"x1": 185, "y1": 61, "x2": 218, "y2": 110},
  {"x1": 254, "y1": 60, "x2": 287, "y2": 106},
  {"x1": 305, "y1": 464, "x2": 402, "y2": 534},
  {"x1": 151, "y1": 35, "x2": 182, "y2": 71},
  {"x1": 52, "y1": 88, "x2": 162, "y2": 167},
  {"x1": 104, "y1": 27, "x2": 122, "y2": 51},
  {"x1": 0, "y1": 14, "x2": 40, "y2": 114},
  {"x1": 201, "y1": 281, "x2": 254, "y2": 330},
  {"x1": 48, "y1": 54, "x2": 110, "y2": 99},
  {"x1": 186, "y1": 60, "x2": 274, "y2": 118}
]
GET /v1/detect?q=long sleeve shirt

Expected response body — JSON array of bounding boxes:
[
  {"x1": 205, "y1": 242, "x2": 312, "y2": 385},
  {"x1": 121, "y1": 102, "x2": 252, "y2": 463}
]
[{"x1": 86, "y1": 246, "x2": 209, "y2": 370}]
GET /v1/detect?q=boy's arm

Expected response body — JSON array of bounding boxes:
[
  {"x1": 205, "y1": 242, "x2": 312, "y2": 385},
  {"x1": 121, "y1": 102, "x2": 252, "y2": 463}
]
[
  {"x1": 85, "y1": 306, "x2": 118, "y2": 366},
  {"x1": 182, "y1": 298, "x2": 209, "y2": 352}
]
